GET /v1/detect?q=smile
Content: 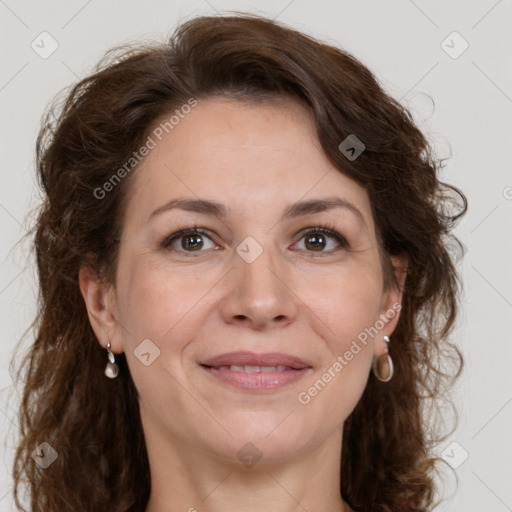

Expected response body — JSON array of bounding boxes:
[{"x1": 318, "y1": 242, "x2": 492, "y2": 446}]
[{"x1": 213, "y1": 365, "x2": 293, "y2": 372}]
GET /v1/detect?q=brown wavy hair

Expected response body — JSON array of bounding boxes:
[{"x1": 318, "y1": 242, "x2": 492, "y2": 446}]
[{"x1": 11, "y1": 12, "x2": 467, "y2": 512}]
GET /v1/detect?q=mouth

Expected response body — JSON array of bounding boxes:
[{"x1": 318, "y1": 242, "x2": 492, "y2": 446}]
[
  {"x1": 206, "y1": 364, "x2": 300, "y2": 372},
  {"x1": 200, "y1": 351, "x2": 313, "y2": 391}
]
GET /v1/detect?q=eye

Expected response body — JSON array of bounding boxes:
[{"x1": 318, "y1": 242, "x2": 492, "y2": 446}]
[
  {"x1": 162, "y1": 227, "x2": 219, "y2": 253},
  {"x1": 293, "y1": 225, "x2": 349, "y2": 255},
  {"x1": 161, "y1": 223, "x2": 349, "y2": 256}
]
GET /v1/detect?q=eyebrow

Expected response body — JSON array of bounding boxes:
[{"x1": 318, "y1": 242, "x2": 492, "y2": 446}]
[{"x1": 148, "y1": 196, "x2": 366, "y2": 226}]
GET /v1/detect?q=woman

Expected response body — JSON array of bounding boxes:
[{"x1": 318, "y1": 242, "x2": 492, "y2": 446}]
[{"x1": 12, "y1": 13, "x2": 466, "y2": 512}]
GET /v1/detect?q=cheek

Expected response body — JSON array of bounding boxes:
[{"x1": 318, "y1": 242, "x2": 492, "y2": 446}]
[
  {"x1": 297, "y1": 265, "x2": 382, "y2": 407},
  {"x1": 296, "y1": 292, "x2": 378, "y2": 427},
  {"x1": 114, "y1": 262, "x2": 203, "y2": 419},
  {"x1": 304, "y1": 260, "x2": 384, "y2": 345},
  {"x1": 114, "y1": 257, "x2": 220, "y2": 396},
  {"x1": 116, "y1": 257, "x2": 206, "y2": 342}
]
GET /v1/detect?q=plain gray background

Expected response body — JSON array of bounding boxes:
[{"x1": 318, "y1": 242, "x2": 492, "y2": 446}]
[{"x1": 1, "y1": 1, "x2": 511, "y2": 510}]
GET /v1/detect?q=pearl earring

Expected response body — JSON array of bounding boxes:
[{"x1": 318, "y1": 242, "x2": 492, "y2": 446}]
[{"x1": 104, "y1": 341, "x2": 119, "y2": 379}]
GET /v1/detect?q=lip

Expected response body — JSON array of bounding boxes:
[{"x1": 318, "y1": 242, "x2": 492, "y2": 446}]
[
  {"x1": 200, "y1": 351, "x2": 313, "y2": 391},
  {"x1": 200, "y1": 351, "x2": 312, "y2": 369}
]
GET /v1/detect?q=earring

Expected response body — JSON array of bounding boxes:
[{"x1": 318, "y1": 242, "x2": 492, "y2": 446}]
[
  {"x1": 104, "y1": 341, "x2": 119, "y2": 379},
  {"x1": 372, "y1": 335, "x2": 394, "y2": 382}
]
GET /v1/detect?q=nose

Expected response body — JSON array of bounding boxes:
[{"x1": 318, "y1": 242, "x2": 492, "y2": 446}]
[{"x1": 219, "y1": 241, "x2": 299, "y2": 331}]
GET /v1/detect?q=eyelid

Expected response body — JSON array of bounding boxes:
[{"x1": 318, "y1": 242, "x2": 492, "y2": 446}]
[
  {"x1": 294, "y1": 226, "x2": 350, "y2": 252},
  {"x1": 161, "y1": 223, "x2": 350, "y2": 254},
  {"x1": 162, "y1": 226, "x2": 218, "y2": 250}
]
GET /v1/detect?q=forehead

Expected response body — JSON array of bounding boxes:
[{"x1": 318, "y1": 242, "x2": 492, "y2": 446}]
[
  {"x1": 123, "y1": 97, "x2": 374, "y2": 230},
  {"x1": 148, "y1": 96, "x2": 321, "y2": 163}
]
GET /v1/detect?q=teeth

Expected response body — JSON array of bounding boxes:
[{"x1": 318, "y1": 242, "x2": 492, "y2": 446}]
[{"x1": 213, "y1": 365, "x2": 292, "y2": 372}]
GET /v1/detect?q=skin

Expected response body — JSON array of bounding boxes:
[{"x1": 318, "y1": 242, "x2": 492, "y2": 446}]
[{"x1": 80, "y1": 97, "x2": 407, "y2": 512}]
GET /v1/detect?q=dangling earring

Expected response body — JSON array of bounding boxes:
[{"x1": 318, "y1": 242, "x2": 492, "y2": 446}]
[
  {"x1": 104, "y1": 341, "x2": 119, "y2": 379},
  {"x1": 372, "y1": 335, "x2": 394, "y2": 382}
]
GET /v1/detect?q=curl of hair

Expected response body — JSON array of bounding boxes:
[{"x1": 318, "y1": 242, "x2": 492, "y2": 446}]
[{"x1": 11, "y1": 13, "x2": 467, "y2": 512}]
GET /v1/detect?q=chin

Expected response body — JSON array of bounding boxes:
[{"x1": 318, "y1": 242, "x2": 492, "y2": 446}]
[{"x1": 207, "y1": 418, "x2": 314, "y2": 464}]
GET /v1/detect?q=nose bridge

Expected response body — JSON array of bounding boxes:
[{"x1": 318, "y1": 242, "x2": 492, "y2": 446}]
[
  {"x1": 235, "y1": 234, "x2": 286, "y2": 300},
  {"x1": 222, "y1": 234, "x2": 297, "y2": 327}
]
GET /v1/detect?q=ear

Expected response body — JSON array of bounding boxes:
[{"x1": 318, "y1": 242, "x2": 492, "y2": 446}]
[
  {"x1": 374, "y1": 255, "x2": 408, "y2": 358},
  {"x1": 78, "y1": 265, "x2": 123, "y2": 354}
]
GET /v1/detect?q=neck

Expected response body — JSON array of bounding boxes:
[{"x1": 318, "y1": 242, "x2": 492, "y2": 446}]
[{"x1": 142, "y1": 415, "x2": 352, "y2": 512}]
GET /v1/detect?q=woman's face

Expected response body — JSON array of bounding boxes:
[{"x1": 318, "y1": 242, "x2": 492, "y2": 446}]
[{"x1": 86, "y1": 97, "x2": 403, "y2": 464}]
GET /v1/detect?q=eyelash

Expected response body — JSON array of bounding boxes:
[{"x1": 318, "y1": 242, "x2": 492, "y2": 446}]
[{"x1": 161, "y1": 222, "x2": 350, "y2": 256}]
